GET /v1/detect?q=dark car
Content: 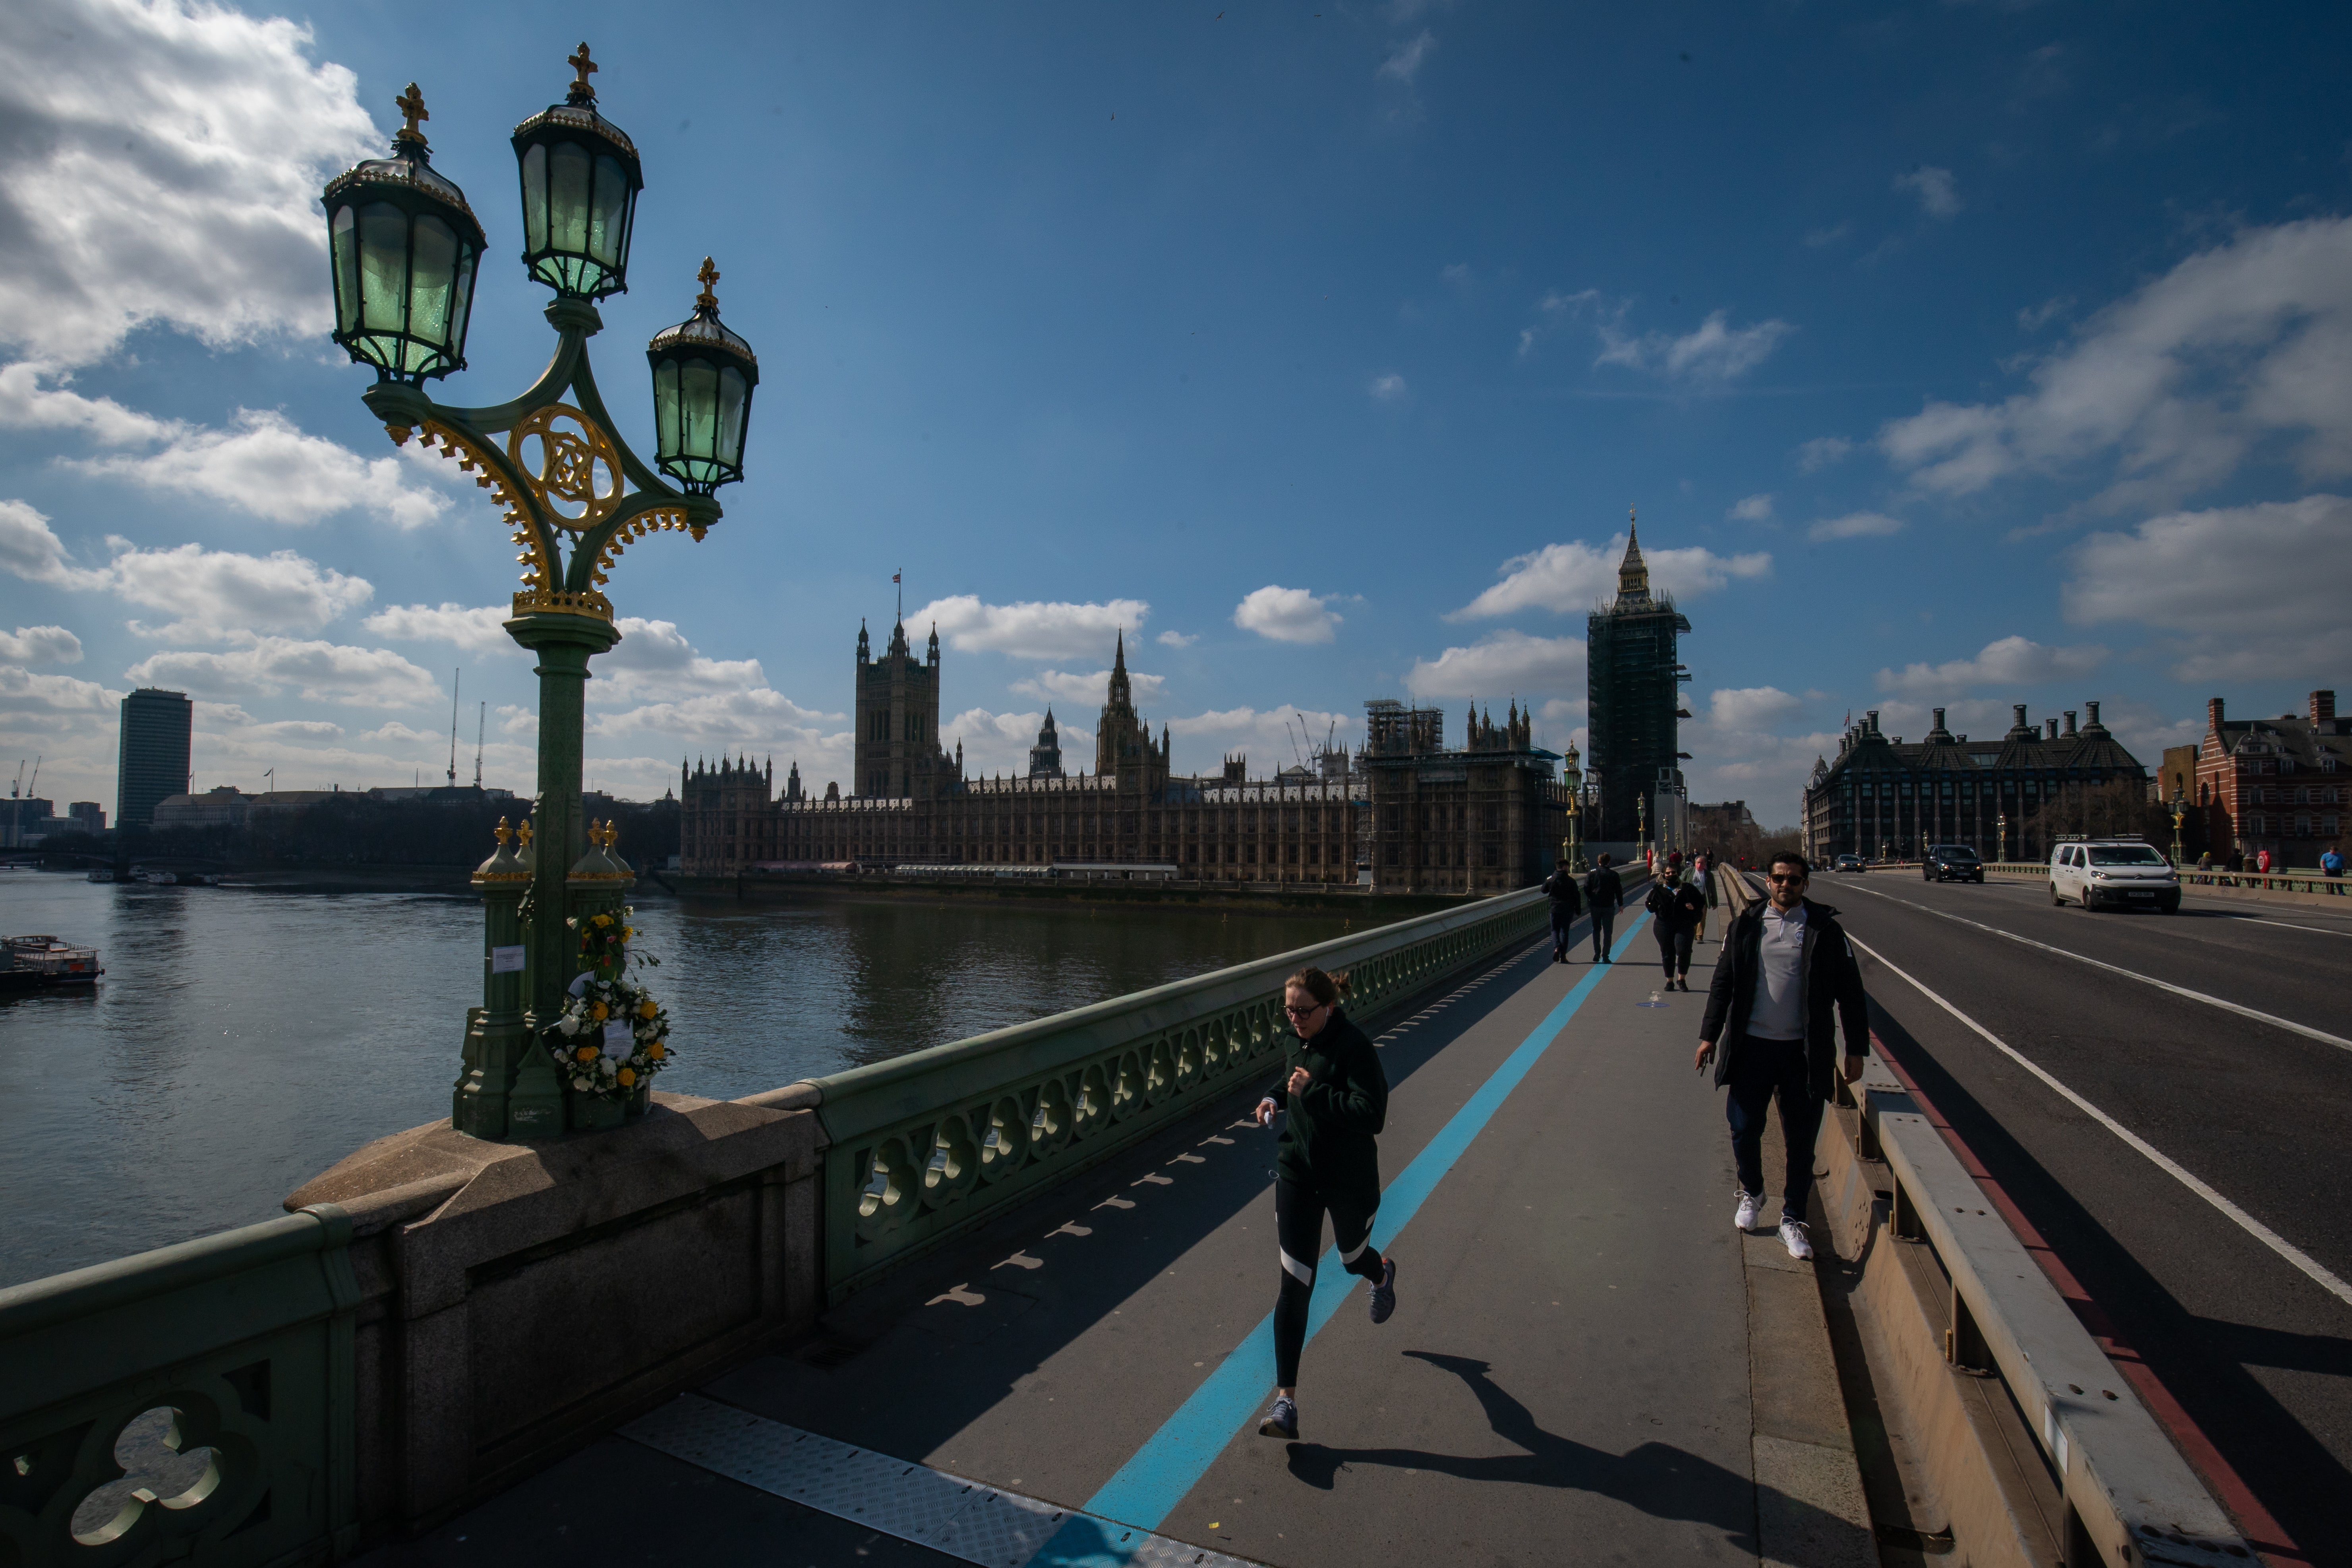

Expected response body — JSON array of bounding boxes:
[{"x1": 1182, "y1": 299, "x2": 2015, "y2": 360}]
[
  {"x1": 1923, "y1": 845, "x2": 1984, "y2": 883},
  {"x1": 1832, "y1": 854, "x2": 1865, "y2": 874}
]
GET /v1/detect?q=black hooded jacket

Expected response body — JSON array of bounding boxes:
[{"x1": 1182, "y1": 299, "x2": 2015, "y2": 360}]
[
  {"x1": 1700, "y1": 897, "x2": 1871, "y2": 1101},
  {"x1": 1266, "y1": 1007, "x2": 1388, "y2": 1203}
]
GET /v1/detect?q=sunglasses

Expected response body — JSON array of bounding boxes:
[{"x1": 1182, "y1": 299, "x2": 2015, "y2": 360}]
[
  {"x1": 1766, "y1": 872, "x2": 1808, "y2": 884},
  {"x1": 1283, "y1": 1002, "x2": 1325, "y2": 1018}
]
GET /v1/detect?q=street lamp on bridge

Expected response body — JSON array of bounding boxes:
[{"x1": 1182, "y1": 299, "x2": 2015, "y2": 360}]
[
  {"x1": 2169, "y1": 785, "x2": 2187, "y2": 867},
  {"x1": 323, "y1": 48, "x2": 761, "y2": 1139}
]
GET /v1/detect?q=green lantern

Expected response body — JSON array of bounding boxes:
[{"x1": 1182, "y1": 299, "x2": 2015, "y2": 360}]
[
  {"x1": 511, "y1": 43, "x2": 642, "y2": 300},
  {"x1": 323, "y1": 84, "x2": 486, "y2": 383},
  {"x1": 646, "y1": 259, "x2": 759, "y2": 493}
]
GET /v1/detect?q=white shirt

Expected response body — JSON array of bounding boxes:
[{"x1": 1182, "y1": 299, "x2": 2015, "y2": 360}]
[{"x1": 1749, "y1": 901, "x2": 1807, "y2": 1041}]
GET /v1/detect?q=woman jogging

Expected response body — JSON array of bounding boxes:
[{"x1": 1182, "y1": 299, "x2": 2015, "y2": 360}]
[{"x1": 1253, "y1": 965, "x2": 1396, "y2": 1440}]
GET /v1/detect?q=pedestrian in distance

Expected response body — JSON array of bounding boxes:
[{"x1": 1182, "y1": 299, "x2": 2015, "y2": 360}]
[
  {"x1": 1693, "y1": 852, "x2": 1870, "y2": 1261},
  {"x1": 1584, "y1": 853, "x2": 1625, "y2": 963},
  {"x1": 1542, "y1": 857, "x2": 1584, "y2": 963},
  {"x1": 1646, "y1": 868, "x2": 1707, "y2": 989},
  {"x1": 2325, "y1": 843, "x2": 2345, "y2": 879},
  {"x1": 1694, "y1": 852, "x2": 1716, "y2": 944},
  {"x1": 1254, "y1": 965, "x2": 1395, "y2": 1440},
  {"x1": 2198, "y1": 850, "x2": 2213, "y2": 872}
]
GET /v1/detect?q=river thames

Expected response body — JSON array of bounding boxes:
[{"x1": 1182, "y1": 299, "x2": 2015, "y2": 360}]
[{"x1": 0, "y1": 873, "x2": 1379, "y2": 1289}]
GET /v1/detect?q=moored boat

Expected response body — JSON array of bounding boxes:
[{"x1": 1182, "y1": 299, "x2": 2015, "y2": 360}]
[{"x1": 1, "y1": 935, "x2": 103, "y2": 993}]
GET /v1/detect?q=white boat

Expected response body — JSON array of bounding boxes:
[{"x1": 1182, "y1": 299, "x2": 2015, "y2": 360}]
[
  {"x1": 2, "y1": 935, "x2": 103, "y2": 992},
  {"x1": 87, "y1": 869, "x2": 113, "y2": 883}
]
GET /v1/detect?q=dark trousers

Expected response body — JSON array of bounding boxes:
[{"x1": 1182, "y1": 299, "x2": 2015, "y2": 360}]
[
  {"x1": 1549, "y1": 909, "x2": 1575, "y2": 960},
  {"x1": 1654, "y1": 925, "x2": 1693, "y2": 976},
  {"x1": 1725, "y1": 1034, "x2": 1823, "y2": 1213},
  {"x1": 1273, "y1": 1177, "x2": 1383, "y2": 1387},
  {"x1": 1591, "y1": 908, "x2": 1615, "y2": 960}
]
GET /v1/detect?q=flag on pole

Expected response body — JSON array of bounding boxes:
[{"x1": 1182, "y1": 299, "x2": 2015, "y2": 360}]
[{"x1": 892, "y1": 572, "x2": 901, "y2": 584}]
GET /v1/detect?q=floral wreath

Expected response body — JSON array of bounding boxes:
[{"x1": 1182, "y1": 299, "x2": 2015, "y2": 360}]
[{"x1": 545, "y1": 905, "x2": 673, "y2": 1100}]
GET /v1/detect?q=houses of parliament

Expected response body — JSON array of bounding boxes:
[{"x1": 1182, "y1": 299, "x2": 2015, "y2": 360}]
[{"x1": 679, "y1": 613, "x2": 1571, "y2": 894}]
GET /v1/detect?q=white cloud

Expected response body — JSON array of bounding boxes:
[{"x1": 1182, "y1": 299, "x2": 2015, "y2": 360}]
[
  {"x1": 587, "y1": 688, "x2": 838, "y2": 748},
  {"x1": 1162, "y1": 706, "x2": 1354, "y2": 771},
  {"x1": 1796, "y1": 435, "x2": 1853, "y2": 472},
  {"x1": 1406, "y1": 630, "x2": 1583, "y2": 699},
  {"x1": 1377, "y1": 31, "x2": 1437, "y2": 84},
  {"x1": 0, "y1": 663, "x2": 120, "y2": 721},
  {"x1": 596, "y1": 618, "x2": 766, "y2": 700},
  {"x1": 362, "y1": 602, "x2": 516, "y2": 656},
  {"x1": 1596, "y1": 309, "x2": 1794, "y2": 386},
  {"x1": 940, "y1": 707, "x2": 1089, "y2": 778},
  {"x1": 1709, "y1": 686, "x2": 1803, "y2": 729},
  {"x1": 913, "y1": 595, "x2": 1148, "y2": 661},
  {"x1": 68, "y1": 408, "x2": 449, "y2": 528},
  {"x1": 1012, "y1": 668, "x2": 1168, "y2": 709},
  {"x1": 0, "y1": 625, "x2": 83, "y2": 665},
  {"x1": 2017, "y1": 296, "x2": 2074, "y2": 333},
  {"x1": 1804, "y1": 222, "x2": 1853, "y2": 250},
  {"x1": 124, "y1": 636, "x2": 440, "y2": 708},
  {"x1": 1155, "y1": 630, "x2": 1197, "y2": 649},
  {"x1": 1878, "y1": 217, "x2": 2352, "y2": 510},
  {"x1": 1728, "y1": 493, "x2": 1774, "y2": 522},
  {"x1": 1876, "y1": 635, "x2": 2110, "y2": 696},
  {"x1": 1806, "y1": 510, "x2": 1906, "y2": 541},
  {"x1": 1449, "y1": 535, "x2": 1771, "y2": 619},
  {"x1": 1368, "y1": 372, "x2": 1408, "y2": 403},
  {"x1": 0, "y1": 504, "x2": 374, "y2": 641},
  {"x1": 0, "y1": 0, "x2": 378, "y2": 366},
  {"x1": 1894, "y1": 166, "x2": 1962, "y2": 220},
  {"x1": 2064, "y1": 493, "x2": 2352, "y2": 680},
  {"x1": 1233, "y1": 585, "x2": 1342, "y2": 644}
]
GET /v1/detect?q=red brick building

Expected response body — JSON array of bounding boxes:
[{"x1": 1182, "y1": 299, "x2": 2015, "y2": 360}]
[{"x1": 2175, "y1": 690, "x2": 2349, "y2": 867}]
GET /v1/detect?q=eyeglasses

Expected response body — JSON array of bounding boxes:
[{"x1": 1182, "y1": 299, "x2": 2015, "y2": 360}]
[
  {"x1": 1766, "y1": 873, "x2": 1807, "y2": 884},
  {"x1": 1283, "y1": 1003, "x2": 1324, "y2": 1018}
]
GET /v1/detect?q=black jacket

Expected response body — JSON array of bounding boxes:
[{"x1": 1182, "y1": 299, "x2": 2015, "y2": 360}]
[
  {"x1": 1700, "y1": 898, "x2": 1870, "y2": 1100},
  {"x1": 1646, "y1": 879, "x2": 1705, "y2": 934},
  {"x1": 1267, "y1": 1008, "x2": 1387, "y2": 1203},
  {"x1": 1583, "y1": 866, "x2": 1624, "y2": 911},
  {"x1": 1542, "y1": 868, "x2": 1583, "y2": 918}
]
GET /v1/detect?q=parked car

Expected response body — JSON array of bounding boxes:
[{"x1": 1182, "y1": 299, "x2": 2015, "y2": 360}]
[
  {"x1": 2049, "y1": 839, "x2": 2180, "y2": 912},
  {"x1": 1832, "y1": 854, "x2": 1865, "y2": 874},
  {"x1": 1923, "y1": 845, "x2": 1984, "y2": 883}
]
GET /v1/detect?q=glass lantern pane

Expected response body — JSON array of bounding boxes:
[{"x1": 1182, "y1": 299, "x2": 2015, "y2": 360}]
[
  {"x1": 522, "y1": 143, "x2": 548, "y2": 254},
  {"x1": 683, "y1": 361, "x2": 720, "y2": 462},
  {"x1": 357, "y1": 202, "x2": 410, "y2": 333},
  {"x1": 550, "y1": 142, "x2": 591, "y2": 262},
  {"x1": 589, "y1": 155, "x2": 627, "y2": 268},
  {"x1": 407, "y1": 215, "x2": 458, "y2": 365},
  {"x1": 330, "y1": 207, "x2": 360, "y2": 333},
  {"x1": 653, "y1": 362, "x2": 682, "y2": 461},
  {"x1": 448, "y1": 249, "x2": 477, "y2": 362},
  {"x1": 716, "y1": 366, "x2": 747, "y2": 468}
]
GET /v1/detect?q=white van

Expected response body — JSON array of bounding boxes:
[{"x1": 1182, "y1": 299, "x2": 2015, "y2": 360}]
[{"x1": 2049, "y1": 839, "x2": 2181, "y2": 913}]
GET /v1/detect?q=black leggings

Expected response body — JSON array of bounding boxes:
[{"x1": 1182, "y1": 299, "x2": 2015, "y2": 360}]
[
  {"x1": 1273, "y1": 1177, "x2": 1383, "y2": 1387},
  {"x1": 1655, "y1": 924, "x2": 1693, "y2": 976}
]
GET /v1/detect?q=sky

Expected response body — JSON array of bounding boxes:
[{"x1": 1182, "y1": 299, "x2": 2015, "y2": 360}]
[{"x1": 4, "y1": 0, "x2": 2351, "y2": 827}]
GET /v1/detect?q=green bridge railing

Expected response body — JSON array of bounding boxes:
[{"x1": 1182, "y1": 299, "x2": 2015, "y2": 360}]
[
  {"x1": 801, "y1": 886, "x2": 1553, "y2": 1302},
  {"x1": 0, "y1": 1206, "x2": 359, "y2": 1568}
]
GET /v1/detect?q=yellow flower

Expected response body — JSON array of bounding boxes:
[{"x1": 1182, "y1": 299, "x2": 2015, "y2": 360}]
[
  {"x1": 617, "y1": 1066, "x2": 636, "y2": 1087},
  {"x1": 638, "y1": 999, "x2": 657, "y2": 1019},
  {"x1": 593, "y1": 914, "x2": 612, "y2": 928},
  {"x1": 589, "y1": 1002, "x2": 608, "y2": 1021},
  {"x1": 574, "y1": 1046, "x2": 597, "y2": 1062},
  {"x1": 646, "y1": 1043, "x2": 665, "y2": 1061}
]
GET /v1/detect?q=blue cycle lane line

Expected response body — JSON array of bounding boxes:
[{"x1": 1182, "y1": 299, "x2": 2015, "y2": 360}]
[{"x1": 1021, "y1": 911, "x2": 1654, "y2": 1568}]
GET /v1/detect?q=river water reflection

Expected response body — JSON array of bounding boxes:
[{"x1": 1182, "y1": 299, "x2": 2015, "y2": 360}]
[{"x1": 0, "y1": 873, "x2": 1377, "y2": 1288}]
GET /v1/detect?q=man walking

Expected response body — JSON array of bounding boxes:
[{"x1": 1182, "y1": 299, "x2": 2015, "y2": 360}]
[
  {"x1": 1693, "y1": 852, "x2": 1869, "y2": 1261},
  {"x1": 1584, "y1": 853, "x2": 1624, "y2": 963},
  {"x1": 1646, "y1": 869, "x2": 1706, "y2": 990},
  {"x1": 1542, "y1": 856, "x2": 1584, "y2": 963}
]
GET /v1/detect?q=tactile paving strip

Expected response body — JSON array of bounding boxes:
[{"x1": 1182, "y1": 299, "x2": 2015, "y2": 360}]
[{"x1": 622, "y1": 1392, "x2": 1262, "y2": 1568}]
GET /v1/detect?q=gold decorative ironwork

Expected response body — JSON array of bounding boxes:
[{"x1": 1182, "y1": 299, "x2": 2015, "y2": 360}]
[
  {"x1": 586, "y1": 506, "x2": 699, "y2": 585},
  {"x1": 512, "y1": 587, "x2": 614, "y2": 622},
  {"x1": 411, "y1": 421, "x2": 559, "y2": 599},
  {"x1": 568, "y1": 42, "x2": 597, "y2": 93},
  {"x1": 396, "y1": 83, "x2": 429, "y2": 142},
  {"x1": 508, "y1": 404, "x2": 623, "y2": 533}
]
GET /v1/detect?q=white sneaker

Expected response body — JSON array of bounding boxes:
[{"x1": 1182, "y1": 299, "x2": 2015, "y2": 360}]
[
  {"x1": 1779, "y1": 1218, "x2": 1814, "y2": 1261},
  {"x1": 1733, "y1": 1190, "x2": 1761, "y2": 1231}
]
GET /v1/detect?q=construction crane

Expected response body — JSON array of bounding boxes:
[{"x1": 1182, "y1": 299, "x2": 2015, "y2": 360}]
[
  {"x1": 473, "y1": 702, "x2": 485, "y2": 790},
  {"x1": 446, "y1": 669, "x2": 461, "y2": 787}
]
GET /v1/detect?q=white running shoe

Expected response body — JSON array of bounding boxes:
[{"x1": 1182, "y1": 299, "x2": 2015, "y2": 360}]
[
  {"x1": 1733, "y1": 1190, "x2": 1761, "y2": 1231},
  {"x1": 1779, "y1": 1218, "x2": 1814, "y2": 1261}
]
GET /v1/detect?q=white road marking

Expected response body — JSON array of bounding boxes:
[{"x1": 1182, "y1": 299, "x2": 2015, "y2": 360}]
[
  {"x1": 1839, "y1": 882, "x2": 2352, "y2": 1055},
  {"x1": 1849, "y1": 934, "x2": 2352, "y2": 1311}
]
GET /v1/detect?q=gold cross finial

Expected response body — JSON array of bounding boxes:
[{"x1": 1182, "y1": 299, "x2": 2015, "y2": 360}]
[
  {"x1": 517, "y1": 819, "x2": 534, "y2": 847},
  {"x1": 695, "y1": 256, "x2": 720, "y2": 311},
  {"x1": 494, "y1": 816, "x2": 511, "y2": 846},
  {"x1": 395, "y1": 83, "x2": 429, "y2": 142},
  {"x1": 568, "y1": 42, "x2": 598, "y2": 92}
]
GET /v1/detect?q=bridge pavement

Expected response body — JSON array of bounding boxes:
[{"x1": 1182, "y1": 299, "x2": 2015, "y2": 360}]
[{"x1": 364, "y1": 906, "x2": 1872, "y2": 1567}]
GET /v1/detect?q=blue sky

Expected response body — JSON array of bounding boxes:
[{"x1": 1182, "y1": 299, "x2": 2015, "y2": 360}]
[{"x1": 4, "y1": 0, "x2": 2350, "y2": 825}]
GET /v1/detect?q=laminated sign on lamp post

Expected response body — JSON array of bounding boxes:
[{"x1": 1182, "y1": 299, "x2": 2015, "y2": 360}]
[{"x1": 322, "y1": 45, "x2": 764, "y2": 1142}]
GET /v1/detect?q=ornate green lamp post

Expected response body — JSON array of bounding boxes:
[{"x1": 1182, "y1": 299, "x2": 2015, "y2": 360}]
[
  {"x1": 324, "y1": 49, "x2": 760, "y2": 1140},
  {"x1": 2169, "y1": 785, "x2": 2186, "y2": 866},
  {"x1": 1561, "y1": 740, "x2": 1585, "y2": 871},
  {"x1": 1998, "y1": 811, "x2": 2008, "y2": 864}
]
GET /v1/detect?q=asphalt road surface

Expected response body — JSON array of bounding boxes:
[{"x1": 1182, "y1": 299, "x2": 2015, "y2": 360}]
[{"x1": 1814, "y1": 869, "x2": 2352, "y2": 1560}]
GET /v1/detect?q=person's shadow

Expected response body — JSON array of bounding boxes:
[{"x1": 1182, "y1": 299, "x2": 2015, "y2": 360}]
[{"x1": 1282, "y1": 1351, "x2": 1849, "y2": 1551}]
